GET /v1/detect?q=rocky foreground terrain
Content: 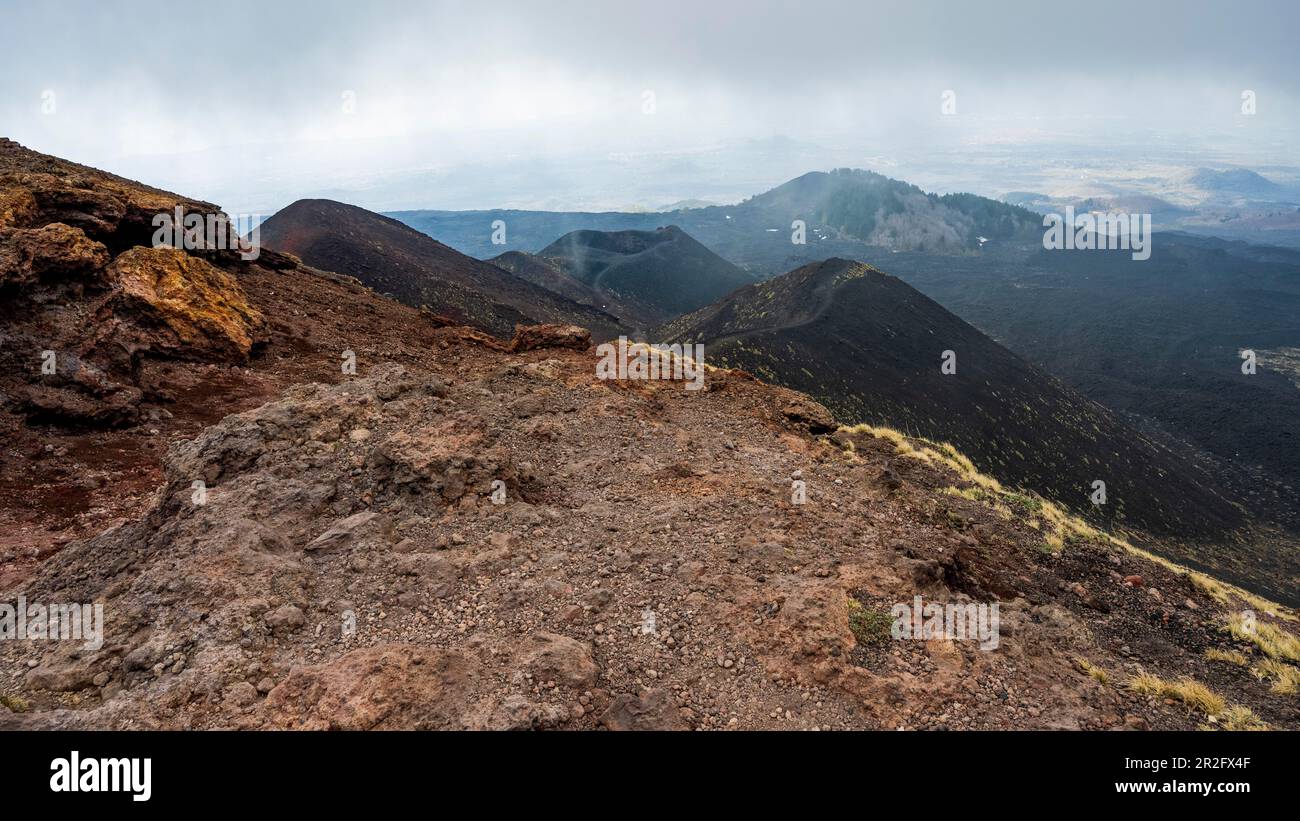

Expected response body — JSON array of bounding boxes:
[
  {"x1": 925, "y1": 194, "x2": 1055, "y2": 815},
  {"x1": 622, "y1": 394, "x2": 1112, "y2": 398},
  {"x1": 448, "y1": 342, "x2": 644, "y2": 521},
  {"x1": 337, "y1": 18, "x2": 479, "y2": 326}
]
[{"x1": 1, "y1": 138, "x2": 1298, "y2": 730}]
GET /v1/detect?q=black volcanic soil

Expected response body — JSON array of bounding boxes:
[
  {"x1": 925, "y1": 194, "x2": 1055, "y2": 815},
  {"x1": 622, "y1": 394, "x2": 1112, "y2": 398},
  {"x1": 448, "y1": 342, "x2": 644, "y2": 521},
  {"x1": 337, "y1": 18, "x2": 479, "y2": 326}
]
[
  {"x1": 490, "y1": 250, "x2": 655, "y2": 333},
  {"x1": 539, "y1": 225, "x2": 756, "y2": 323},
  {"x1": 655, "y1": 259, "x2": 1297, "y2": 604}
]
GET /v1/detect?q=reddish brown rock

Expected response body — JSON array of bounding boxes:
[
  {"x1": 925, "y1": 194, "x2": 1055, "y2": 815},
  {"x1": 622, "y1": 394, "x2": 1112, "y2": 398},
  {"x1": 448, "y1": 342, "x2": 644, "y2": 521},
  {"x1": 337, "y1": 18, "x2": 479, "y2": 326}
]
[
  {"x1": 599, "y1": 688, "x2": 689, "y2": 731},
  {"x1": 509, "y1": 323, "x2": 591, "y2": 352},
  {"x1": 0, "y1": 171, "x2": 127, "y2": 235},
  {"x1": 13, "y1": 382, "x2": 142, "y2": 427},
  {"x1": 262, "y1": 644, "x2": 485, "y2": 730},
  {"x1": 0, "y1": 222, "x2": 109, "y2": 285},
  {"x1": 104, "y1": 246, "x2": 265, "y2": 360},
  {"x1": 519, "y1": 631, "x2": 599, "y2": 688},
  {"x1": 779, "y1": 393, "x2": 837, "y2": 434}
]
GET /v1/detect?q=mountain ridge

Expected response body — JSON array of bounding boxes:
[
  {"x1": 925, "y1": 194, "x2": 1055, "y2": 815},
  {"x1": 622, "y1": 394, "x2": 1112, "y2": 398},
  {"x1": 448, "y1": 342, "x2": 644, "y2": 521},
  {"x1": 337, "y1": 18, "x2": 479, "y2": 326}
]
[
  {"x1": 386, "y1": 167, "x2": 1040, "y2": 262},
  {"x1": 260, "y1": 198, "x2": 631, "y2": 341},
  {"x1": 656, "y1": 257, "x2": 1295, "y2": 603},
  {"x1": 536, "y1": 225, "x2": 757, "y2": 323}
]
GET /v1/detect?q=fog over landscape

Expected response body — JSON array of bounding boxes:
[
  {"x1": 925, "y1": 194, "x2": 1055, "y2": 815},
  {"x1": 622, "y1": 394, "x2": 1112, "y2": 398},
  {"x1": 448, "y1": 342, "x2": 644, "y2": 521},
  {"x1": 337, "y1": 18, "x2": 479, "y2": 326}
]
[{"x1": 4, "y1": 0, "x2": 1298, "y2": 213}]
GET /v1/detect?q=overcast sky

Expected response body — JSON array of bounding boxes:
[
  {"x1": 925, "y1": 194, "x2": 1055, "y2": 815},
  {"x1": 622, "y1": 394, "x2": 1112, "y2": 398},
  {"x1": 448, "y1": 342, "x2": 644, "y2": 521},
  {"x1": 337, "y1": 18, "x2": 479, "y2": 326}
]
[{"x1": 3, "y1": 0, "x2": 1298, "y2": 212}]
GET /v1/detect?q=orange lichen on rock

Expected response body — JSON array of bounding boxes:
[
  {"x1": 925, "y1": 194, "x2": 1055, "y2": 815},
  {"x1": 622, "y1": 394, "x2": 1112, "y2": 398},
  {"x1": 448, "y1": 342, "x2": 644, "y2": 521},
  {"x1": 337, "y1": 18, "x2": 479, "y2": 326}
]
[
  {"x1": 0, "y1": 180, "x2": 38, "y2": 228},
  {"x1": 106, "y1": 246, "x2": 266, "y2": 360}
]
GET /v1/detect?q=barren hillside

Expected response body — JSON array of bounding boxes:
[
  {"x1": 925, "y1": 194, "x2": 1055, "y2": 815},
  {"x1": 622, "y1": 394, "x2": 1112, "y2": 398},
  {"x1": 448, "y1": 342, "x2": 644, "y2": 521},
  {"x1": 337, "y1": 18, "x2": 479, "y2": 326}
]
[{"x1": 1, "y1": 140, "x2": 1297, "y2": 731}]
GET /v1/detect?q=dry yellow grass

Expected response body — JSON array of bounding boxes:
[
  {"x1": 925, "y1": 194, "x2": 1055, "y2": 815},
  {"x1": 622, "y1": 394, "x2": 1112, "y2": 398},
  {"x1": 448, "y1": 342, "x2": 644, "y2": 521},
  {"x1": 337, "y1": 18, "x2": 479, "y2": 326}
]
[
  {"x1": 840, "y1": 424, "x2": 1003, "y2": 492},
  {"x1": 841, "y1": 425, "x2": 1108, "y2": 552},
  {"x1": 1204, "y1": 648, "x2": 1249, "y2": 666},
  {"x1": 1214, "y1": 705, "x2": 1270, "y2": 731},
  {"x1": 1253, "y1": 659, "x2": 1300, "y2": 695},
  {"x1": 941, "y1": 485, "x2": 1013, "y2": 520},
  {"x1": 839, "y1": 425, "x2": 1299, "y2": 620},
  {"x1": 1226, "y1": 612, "x2": 1300, "y2": 662},
  {"x1": 1191, "y1": 572, "x2": 1296, "y2": 623},
  {"x1": 836, "y1": 421, "x2": 1300, "y2": 724},
  {"x1": 1129, "y1": 673, "x2": 1226, "y2": 716},
  {"x1": 622, "y1": 341, "x2": 716, "y2": 376},
  {"x1": 1037, "y1": 499, "x2": 1103, "y2": 552},
  {"x1": 1114, "y1": 542, "x2": 1297, "y2": 624},
  {"x1": 1075, "y1": 657, "x2": 1110, "y2": 685}
]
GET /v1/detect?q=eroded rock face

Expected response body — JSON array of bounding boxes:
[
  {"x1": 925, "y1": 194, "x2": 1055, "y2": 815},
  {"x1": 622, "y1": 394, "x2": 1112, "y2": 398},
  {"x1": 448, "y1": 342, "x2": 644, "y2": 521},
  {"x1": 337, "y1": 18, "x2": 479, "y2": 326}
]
[
  {"x1": 0, "y1": 176, "x2": 39, "y2": 228},
  {"x1": 0, "y1": 141, "x2": 268, "y2": 431},
  {"x1": 105, "y1": 246, "x2": 265, "y2": 360},
  {"x1": 0, "y1": 145, "x2": 215, "y2": 244},
  {"x1": 0, "y1": 172, "x2": 128, "y2": 236},
  {"x1": 0, "y1": 223, "x2": 109, "y2": 285}
]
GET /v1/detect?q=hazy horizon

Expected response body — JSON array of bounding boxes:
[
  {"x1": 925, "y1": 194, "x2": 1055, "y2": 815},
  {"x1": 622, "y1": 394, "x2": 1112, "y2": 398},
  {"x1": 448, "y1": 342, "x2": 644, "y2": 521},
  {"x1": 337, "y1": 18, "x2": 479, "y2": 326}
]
[{"x1": 4, "y1": 0, "x2": 1299, "y2": 215}]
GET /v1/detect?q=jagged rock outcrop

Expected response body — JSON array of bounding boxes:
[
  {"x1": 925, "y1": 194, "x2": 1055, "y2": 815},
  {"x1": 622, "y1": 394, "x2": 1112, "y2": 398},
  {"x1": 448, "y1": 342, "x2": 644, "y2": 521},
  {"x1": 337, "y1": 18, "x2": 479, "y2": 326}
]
[{"x1": 0, "y1": 140, "x2": 266, "y2": 431}]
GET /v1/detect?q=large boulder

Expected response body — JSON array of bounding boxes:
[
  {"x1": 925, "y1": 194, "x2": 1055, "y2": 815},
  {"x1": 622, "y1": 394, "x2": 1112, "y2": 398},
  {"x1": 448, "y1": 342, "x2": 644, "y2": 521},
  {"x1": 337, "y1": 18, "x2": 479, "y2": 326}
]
[
  {"x1": 518, "y1": 631, "x2": 599, "y2": 689},
  {"x1": 104, "y1": 246, "x2": 265, "y2": 360},
  {"x1": 509, "y1": 323, "x2": 591, "y2": 353},
  {"x1": 778, "y1": 393, "x2": 837, "y2": 434},
  {"x1": 599, "y1": 688, "x2": 689, "y2": 731}
]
